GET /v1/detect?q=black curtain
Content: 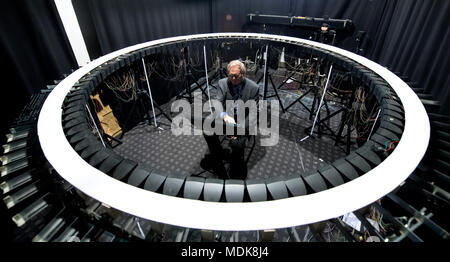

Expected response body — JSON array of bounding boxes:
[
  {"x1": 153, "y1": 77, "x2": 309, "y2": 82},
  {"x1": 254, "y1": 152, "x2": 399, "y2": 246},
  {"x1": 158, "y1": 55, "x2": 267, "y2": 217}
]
[
  {"x1": 368, "y1": 0, "x2": 450, "y2": 115},
  {"x1": 73, "y1": 0, "x2": 212, "y2": 56},
  {"x1": 0, "y1": 0, "x2": 78, "y2": 133},
  {"x1": 74, "y1": 0, "x2": 450, "y2": 114},
  {"x1": 215, "y1": 0, "x2": 450, "y2": 115}
]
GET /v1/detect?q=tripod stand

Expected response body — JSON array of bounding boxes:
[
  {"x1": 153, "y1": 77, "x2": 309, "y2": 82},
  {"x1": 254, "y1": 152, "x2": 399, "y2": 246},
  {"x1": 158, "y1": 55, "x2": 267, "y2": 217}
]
[
  {"x1": 118, "y1": 88, "x2": 152, "y2": 140},
  {"x1": 140, "y1": 58, "x2": 172, "y2": 128},
  {"x1": 118, "y1": 60, "x2": 172, "y2": 139},
  {"x1": 254, "y1": 45, "x2": 286, "y2": 113},
  {"x1": 176, "y1": 46, "x2": 220, "y2": 103},
  {"x1": 254, "y1": 44, "x2": 334, "y2": 125},
  {"x1": 304, "y1": 72, "x2": 357, "y2": 154},
  {"x1": 279, "y1": 57, "x2": 330, "y2": 121}
]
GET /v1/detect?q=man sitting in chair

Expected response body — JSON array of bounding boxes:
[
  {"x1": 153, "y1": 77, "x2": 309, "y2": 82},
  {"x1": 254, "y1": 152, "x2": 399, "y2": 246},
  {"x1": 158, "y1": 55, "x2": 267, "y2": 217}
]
[{"x1": 200, "y1": 60, "x2": 259, "y2": 179}]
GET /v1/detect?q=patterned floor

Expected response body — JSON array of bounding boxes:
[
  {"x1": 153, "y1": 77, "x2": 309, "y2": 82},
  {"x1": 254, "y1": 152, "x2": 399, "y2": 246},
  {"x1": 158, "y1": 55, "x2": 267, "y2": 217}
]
[{"x1": 113, "y1": 71, "x2": 355, "y2": 180}]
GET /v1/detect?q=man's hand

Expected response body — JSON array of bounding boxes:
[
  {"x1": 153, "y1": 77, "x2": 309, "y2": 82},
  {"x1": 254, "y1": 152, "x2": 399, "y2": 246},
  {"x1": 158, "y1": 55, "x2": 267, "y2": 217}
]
[{"x1": 223, "y1": 114, "x2": 236, "y2": 124}]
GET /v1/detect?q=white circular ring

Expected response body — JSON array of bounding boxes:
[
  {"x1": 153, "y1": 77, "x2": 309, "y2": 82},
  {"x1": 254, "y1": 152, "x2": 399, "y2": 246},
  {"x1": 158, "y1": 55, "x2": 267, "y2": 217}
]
[{"x1": 38, "y1": 33, "x2": 429, "y2": 231}]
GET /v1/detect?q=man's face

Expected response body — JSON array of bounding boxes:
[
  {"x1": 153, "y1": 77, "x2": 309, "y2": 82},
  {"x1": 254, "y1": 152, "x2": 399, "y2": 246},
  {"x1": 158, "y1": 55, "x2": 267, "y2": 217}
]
[{"x1": 228, "y1": 65, "x2": 243, "y2": 86}]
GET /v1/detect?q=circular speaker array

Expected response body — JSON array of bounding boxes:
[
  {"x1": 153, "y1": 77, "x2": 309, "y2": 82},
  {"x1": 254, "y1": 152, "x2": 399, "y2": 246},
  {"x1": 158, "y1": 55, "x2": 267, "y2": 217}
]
[{"x1": 38, "y1": 33, "x2": 429, "y2": 231}]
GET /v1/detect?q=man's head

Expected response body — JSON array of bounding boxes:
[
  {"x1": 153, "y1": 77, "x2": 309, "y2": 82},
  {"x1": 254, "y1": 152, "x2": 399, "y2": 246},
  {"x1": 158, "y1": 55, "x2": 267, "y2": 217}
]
[{"x1": 227, "y1": 60, "x2": 246, "y2": 86}]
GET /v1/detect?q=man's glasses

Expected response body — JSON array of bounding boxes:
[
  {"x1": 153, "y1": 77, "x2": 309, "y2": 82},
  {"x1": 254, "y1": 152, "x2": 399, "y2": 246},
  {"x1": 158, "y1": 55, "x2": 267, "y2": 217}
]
[{"x1": 229, "y1": 73, "x2": 242, "y2": 79}]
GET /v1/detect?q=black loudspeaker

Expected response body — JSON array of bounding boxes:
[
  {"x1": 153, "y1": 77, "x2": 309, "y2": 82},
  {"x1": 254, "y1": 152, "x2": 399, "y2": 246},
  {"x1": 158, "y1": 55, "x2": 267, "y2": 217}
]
[
  {"x1": 318, "y1": 165, "x2": 344, "y2": 187},
  {"x1": 245, "y1": 179, "x2": 267, "y2": 202},
  {"x1": 162, "y1": 174, "x2": 185, "y2": 197},
  {"x1": 143, "y1": 170, "x2": 167, "y2": 192},
  {"x1": 112, "y1": 159, "x2": 137, "y2": 181},
  {"x1": 98, "y1": 153, "x2": 123, "y2": 174},
  {"x1": 203, "y1": 178, "x2": 224, "y2": 202},
  {"x1": 225, "y1": 179, "x2": 244, "y2": 202},
  {"x1": 284, "y1": 175, "x2": 307, "y2": 196},
  {"x1": 265, "y1": 178, "x2": 289, "y2": 200},
  {"x1": 128, "y1": 166, "x2": 151, "y2": 187},
  {"x1": 183, "y1": 176, "x2": 205, "y2": 200},
  {"x1": 88, "y1": 149, "x2": 113, "y2": 167},
  {"x1": 302, "y1": 171, "x2": 327, "y2": 193}
]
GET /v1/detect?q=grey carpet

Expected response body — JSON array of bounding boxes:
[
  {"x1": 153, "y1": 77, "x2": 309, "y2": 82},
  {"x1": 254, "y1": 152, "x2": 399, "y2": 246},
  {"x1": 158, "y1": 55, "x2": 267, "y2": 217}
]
[{"x1": 113, "y1": 73, "x2": 355, "y2": 180}]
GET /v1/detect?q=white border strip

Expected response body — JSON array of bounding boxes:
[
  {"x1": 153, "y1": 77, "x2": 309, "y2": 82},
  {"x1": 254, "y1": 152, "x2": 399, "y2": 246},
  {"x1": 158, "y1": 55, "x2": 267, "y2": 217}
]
[
  {"x1": 38, "y1": 33, "x2": 429, "y2": 231},
  {"x1": 54, "y1": 0, "x2": 91, "y2": 66}
]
